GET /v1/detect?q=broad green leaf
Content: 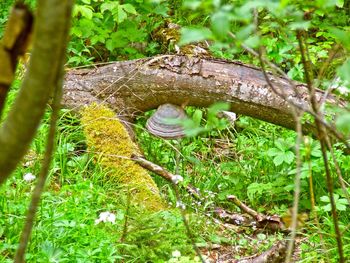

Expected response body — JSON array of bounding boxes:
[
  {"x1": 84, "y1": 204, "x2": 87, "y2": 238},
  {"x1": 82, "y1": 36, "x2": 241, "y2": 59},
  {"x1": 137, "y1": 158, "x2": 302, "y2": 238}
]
[
  {"x1": 212, "y1": 0, "x2": 221, "y2": 8},
  {"x1": 71, "y1": 26, "x2": 83, "y2": 37},
  {"x1": 192, "y1": 109, "x2": 203, "y2": 126},
  {"x1": 236, "y1": 24, "x2": 254, "y2": 41},
  {"x1": 323, "y1": 204, "x2": 332, "y2": 212},
  {"x1": 320, "y1": 195, "x2": 330, "y2": 203},
  {"x1": 243, "y1": 35, "x2": 260, "y2": 48},
  {"x1": 153, "y1": 4, "x2": 169, "y2": 16},
  {"x1": 247, "y1": 182, "x2": 272, "y2": 200},
  {"x1": 316, "y1": 0, "x2": 342, "y2": 8},
  {"x1": 211, "y1": 11, "x2": 230, "y2": 39},
  {"x1": 274, "y1": 140, "x2": 285, "y2": 151},
  {"x1": 336, "y1": 198, "x2": 348, "y2": 211},
  {"x1": 106, "y1": 32, "x2": 129, "y2": 50},
  {"x1": 74, "y1": 5, "x2": 93, "y2": 19},
  {"x1": 284, "y1": 151, "x2": 295, "y2": 164},
  {"x1": 288, "y1": 165, "x2": 309, "y2": 179},
  {"x1": 336, "y1": 113, "x2": 350, "y2": 136},
  {"x1": 337, "y1": 203, "x2": 347, "y2": 211},
  {"x1": 337, "y1": 59, "x2": 350, "y2": 84},
  {"x1": 329, "y1": 28, "x2": 350, "y2": 50},
  {"x1": 338, "y1": 198, "x2": 349, "y2": 205},
  {"x1": 208, "y1": 102, "x2": 230, "y2": 114},
  {"x1": 118, "y1": 6, "x2": 128, "y2": 23},
  {"x1": 179, "y1": 27, "x2": 213, "y2": 45},
  {"x1": 90, "y1": 35, "x2": 106, "y2": 45},
  {"x1": 122, "y1": 4, "x2": 137, "y2": 14},
  {"x1": 287, "y1": 64, "x2": 304, "y2": 81},
  {"x1": 183, "y1": 0, "x2": 201, "y2": 10},
  {"x1": 289, "y1": 21, "x2": 311, "y2": 30},
  {"x1": 311, "y1": 144, "x2": 322, "y2": 158},
  {"x1": 267, "y1": 148, "x2": 280, "y2": 157},
  {"x1": 336, "y1": 0, "x2": 344, "y2": 7},
  {"x1": 183, "y1": 119, "x2": 206, "y2": 137},
  {"x1": 106, "y1": 39, "x2": 117, "y2": 52},
  {"x1": 101, "y1": 2, "x2": 118, "y2": 13},
  {"x1": 273, "y1": 155, "x2": 285, "y2": 166}
]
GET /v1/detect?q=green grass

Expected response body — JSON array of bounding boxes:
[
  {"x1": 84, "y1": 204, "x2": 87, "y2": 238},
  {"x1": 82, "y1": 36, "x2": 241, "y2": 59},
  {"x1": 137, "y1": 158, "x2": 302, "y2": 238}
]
[{"x1": 0, "y1": 110, "x2": 196, "y2": 262}]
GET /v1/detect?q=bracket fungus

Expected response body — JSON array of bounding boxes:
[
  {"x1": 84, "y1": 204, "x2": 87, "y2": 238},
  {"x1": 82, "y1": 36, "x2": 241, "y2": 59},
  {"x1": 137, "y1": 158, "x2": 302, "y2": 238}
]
[{"x1": 146, "y1": 103, "x2": 187, "y2": 139}]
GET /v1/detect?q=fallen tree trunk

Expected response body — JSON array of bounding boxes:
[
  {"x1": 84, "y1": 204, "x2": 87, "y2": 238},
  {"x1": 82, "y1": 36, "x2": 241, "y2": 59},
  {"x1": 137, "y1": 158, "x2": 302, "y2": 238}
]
[{"x1": 63, "y1": 55, "x2": 337, "y2": 132}]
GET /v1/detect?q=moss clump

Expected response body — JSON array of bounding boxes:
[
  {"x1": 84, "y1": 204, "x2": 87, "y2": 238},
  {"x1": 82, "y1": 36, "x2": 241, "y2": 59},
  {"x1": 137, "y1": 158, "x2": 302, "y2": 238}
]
[{"x1": 81, "y1": 103, "x2": 165, "y2": 211}]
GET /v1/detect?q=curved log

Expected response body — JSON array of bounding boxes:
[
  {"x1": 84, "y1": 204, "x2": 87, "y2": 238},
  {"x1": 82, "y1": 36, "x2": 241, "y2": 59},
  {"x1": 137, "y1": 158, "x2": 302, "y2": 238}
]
[{"x1": 63, "y1": 55, "x2": 337, "y2": 131}]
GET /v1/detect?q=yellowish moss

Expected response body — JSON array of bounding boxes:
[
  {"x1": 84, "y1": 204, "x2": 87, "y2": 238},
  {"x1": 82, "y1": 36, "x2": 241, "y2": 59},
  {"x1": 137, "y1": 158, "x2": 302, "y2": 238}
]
[{"x1": 81, "y1": 103, "x2": 165, "y2": 211}]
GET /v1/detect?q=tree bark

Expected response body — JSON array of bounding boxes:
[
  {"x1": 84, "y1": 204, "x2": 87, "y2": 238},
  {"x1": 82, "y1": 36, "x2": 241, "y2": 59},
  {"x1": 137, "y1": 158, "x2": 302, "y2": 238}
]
[{"x1": 63, "y1": 55, "x2": 339, "y2": 132}]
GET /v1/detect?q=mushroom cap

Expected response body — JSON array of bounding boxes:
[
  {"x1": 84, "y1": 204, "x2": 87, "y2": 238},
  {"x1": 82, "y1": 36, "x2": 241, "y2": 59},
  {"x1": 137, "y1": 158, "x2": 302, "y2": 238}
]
[{"x1": 146, "y1": 104, "x2": 187, "y2": 139}]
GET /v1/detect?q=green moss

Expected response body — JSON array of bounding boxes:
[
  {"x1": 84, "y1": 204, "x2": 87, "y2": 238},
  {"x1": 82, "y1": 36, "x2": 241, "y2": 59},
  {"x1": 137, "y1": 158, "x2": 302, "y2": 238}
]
[{"x1": 81, "y1": 103, "x2": 165, "y2": 211}]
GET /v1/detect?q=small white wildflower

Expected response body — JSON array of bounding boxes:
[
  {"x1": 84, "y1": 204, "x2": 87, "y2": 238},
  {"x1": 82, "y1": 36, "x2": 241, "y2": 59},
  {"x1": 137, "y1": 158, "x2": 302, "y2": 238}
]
[
  {"x1": 175, "y1": 45, "x2": 180, "y2": 54},
  {"x1": 106, "y1": 213, "x2": 116, "y2": 223},
  {"x1": 23, "y1": 173, "x2": 36, "y2": 182},
  {"x1": 172, "y1": 250, "x2": 181, "y2": 258},
  {"x1": 331, "y1": 77, "x2": 349, "y2": 95},
  {"x1": 172, "y1": 175, "x2": 183, "y2": 184},
  {"x1": 176, "y1": 201, "x2": 186, "y2": 210},
  {"x1": 95, "y1": 211, "x2": 116, "y2": 225},
  {"x1": 338, "y1": 85, "x2": 349, "y2": 95}
]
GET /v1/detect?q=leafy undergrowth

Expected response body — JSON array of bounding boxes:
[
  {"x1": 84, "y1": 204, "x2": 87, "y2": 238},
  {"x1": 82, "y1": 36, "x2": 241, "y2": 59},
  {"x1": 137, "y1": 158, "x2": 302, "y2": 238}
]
[
  {"x1": 135, "y1": 107, "x2": 350, "y2": 262},
  {"x1": 1, "y1": 104, "x2": 349, "y2": 262},
  {"x1": 1, "y1": 111, "x2": 195, "y2": 262}
]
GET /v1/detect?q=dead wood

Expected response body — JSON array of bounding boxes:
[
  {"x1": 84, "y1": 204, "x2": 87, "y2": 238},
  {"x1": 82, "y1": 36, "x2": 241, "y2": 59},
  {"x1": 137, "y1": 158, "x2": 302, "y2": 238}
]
[
  {"x1": 131, "y1": 154, "x2": 201, "y2": 199},
  {"x1": 214, "y1": 207, "x2": 252, "y2": 226},
  {"x1": 63, "y1": 55, "x2": 339, "y2": 133},
  {"x1": 236, "y1": 240, "x2": 288, "y2": 263},
  {"x1": 128, "y1": 156, "x2": 288, "y2": 233},
  {"x1": 227, "y1": 195, "x2": 285, "y2": 232}
]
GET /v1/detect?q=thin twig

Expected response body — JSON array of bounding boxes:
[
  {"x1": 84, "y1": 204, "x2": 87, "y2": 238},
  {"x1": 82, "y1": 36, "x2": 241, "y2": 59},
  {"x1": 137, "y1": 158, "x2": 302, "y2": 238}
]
[
  {"x1": 227, "y1": 195, "x2": 261, "y2": 219},
  {"x1": 131, "y1": 154, "x2": 201, "y2": 200}
]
